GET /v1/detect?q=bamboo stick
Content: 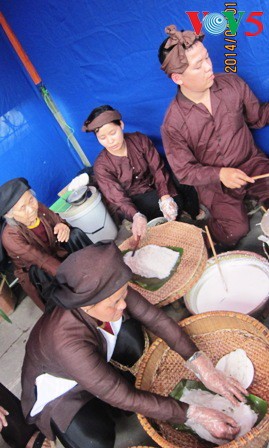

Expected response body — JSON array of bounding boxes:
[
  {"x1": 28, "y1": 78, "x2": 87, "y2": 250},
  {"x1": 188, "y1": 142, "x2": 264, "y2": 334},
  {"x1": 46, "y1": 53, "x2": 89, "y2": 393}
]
[
  {"x1": 252, "y1": 173, "x2": 269, "y2": 181},
  {"x1": 205, "y1": 226, "x2": 228, "y2": 292}
]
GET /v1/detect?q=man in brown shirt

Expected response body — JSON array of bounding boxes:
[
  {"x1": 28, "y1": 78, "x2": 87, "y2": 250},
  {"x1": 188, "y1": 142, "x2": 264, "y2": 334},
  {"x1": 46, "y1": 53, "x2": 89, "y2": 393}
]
[{"x1": 159, "y1": 25, "x2": 269, "y2": 246}]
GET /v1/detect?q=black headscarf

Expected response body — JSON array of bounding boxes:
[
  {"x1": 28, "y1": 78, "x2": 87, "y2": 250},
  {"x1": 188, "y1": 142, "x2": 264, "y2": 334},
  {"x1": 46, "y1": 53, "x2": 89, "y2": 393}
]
[
  {"x1": 46, "y1": 242, "x2": 132, "y2": 310},
  {"x1": 0, "y1": 178, "x2": 30, "y2": 217}
]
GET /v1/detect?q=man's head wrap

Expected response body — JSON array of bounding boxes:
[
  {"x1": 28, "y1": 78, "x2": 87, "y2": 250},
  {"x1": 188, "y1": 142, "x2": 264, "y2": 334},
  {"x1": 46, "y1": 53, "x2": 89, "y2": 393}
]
[
  {"x1": 161, "y1": 25, "x2": 204, "y2": 76},
  {"x1": 48, "y1": 242, "x2": 132, "y2": 309},
  {"x1": 0, "y1": 178, "x2": 30, "y2": 217},
  {"x1": 82, "y1": 110, "x2": 122, "y2": 132}
]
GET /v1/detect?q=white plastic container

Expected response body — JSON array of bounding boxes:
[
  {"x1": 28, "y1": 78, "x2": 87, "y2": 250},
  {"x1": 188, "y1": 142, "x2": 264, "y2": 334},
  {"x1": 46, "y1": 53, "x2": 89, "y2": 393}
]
[{"x1": 60, "y1": 187, "x2": 118, "y2": 244}]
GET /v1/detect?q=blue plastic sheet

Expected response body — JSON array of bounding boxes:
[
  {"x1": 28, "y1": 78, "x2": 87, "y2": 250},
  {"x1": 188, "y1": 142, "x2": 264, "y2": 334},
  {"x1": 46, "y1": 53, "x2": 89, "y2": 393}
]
[
  {"x1": 0, "y1": 0, "x2": 268, "y2": 205},
  {"x1": 0, "y1": 27, "x2": 82, "y2": 205}
]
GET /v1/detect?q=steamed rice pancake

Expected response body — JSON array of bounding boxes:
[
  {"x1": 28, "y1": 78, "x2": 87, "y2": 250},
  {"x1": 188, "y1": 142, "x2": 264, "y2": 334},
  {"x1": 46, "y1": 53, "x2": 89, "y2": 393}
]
[
  {"x1": 123, "y1": 245, "x2": 179, "y2": 279},
  {"x1": 195, "y1": 258, "x2": 269, "y2": 314},
  {"x1": 216, "y1": 349, "x2": 254, "y2": 389},
  {"x1": 182, "y1": 388, "x2": 257, "y2": 445}
]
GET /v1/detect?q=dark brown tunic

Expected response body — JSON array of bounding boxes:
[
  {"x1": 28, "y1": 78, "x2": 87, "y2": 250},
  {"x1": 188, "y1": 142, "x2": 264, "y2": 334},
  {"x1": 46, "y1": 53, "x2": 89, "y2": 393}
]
[
  {"x1": 2, "y1": 203, "x2": 67, "y2": 307},
  {"x1": 162, "y1": 73, "x2": 269, "y2": 245},
  {"x1": 21, "y1": 288, "x2": 197, "y2": 440},
  {"x1": 94, "y1": 132, "x2": 177, "y2": 220}
]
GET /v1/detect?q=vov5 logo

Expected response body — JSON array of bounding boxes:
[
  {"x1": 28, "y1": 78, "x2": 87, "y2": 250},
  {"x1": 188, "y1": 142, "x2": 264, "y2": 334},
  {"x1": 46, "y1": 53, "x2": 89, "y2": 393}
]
[{"x1": 186, "y1": 11, "x2": 264, "y2": 36}]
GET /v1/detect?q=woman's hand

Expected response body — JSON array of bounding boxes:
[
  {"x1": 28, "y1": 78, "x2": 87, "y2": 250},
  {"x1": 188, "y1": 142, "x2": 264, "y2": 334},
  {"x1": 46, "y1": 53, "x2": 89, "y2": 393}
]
[
  {"x1": 186, "y1": 405, "x2": 240, "y2": 440},
  {"x1": 186, "y1": 352, "x2": 248, "y2": 406},
  {"x1": 132, "y1": 213, "x2": 147, "y2": 241},
  {"x1": 0, "y1": 406, "x2": 9, "y2": 432},
  {"x1": 159, "y1": 196, "x2": 178, "y2": 221},
  {"x1": 54, "y1": 223, "x2": 70, "y2": 242}
]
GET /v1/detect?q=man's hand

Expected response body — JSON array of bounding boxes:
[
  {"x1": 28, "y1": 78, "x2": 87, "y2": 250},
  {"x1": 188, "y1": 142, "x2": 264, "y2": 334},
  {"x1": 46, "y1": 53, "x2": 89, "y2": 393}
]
[
  {"x1": 0, "y1": 406, "x2": 9, "y2": 432},
  {"x1": 54, "y1": 223, "x2": 70, "y2": 242},
  {"x1": 220, "y1": 168, "x2": 254, "y2": 189}
]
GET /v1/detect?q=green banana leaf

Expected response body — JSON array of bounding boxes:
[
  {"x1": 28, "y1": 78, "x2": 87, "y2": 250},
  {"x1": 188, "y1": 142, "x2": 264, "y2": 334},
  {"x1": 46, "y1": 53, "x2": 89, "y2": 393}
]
[
  {"x1": 122, "y1": 246, "x2": 183, "y2": 291},
  {"x1": 170, "y1": 379, "x2": 268, "y2": 432},
  {"x1": 0, "y1": 308, "x2": 12, "y2": 323}
]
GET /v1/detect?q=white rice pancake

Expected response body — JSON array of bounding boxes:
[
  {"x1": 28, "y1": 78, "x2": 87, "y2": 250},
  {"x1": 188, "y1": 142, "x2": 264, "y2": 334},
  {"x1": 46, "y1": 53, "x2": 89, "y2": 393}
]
[
  {"x1": 216, "y1": 349, "x2": 254, "y2": 389},
  {"x1": 123, "y1": 244, "x2": 179, "y2": 279},
  {"x1": 183, "y1": 388, "x2": 257, "y2": 445}
]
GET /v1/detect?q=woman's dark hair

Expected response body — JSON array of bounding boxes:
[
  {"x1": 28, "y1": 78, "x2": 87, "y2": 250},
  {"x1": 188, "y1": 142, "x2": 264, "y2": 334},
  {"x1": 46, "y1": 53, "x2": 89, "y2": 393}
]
[
  {"x1": 158, "y1": 37, "x2": 177, "y2": 64},
  {"x1": 83, "y1": 105, "x2": 121, "y2": 133}
]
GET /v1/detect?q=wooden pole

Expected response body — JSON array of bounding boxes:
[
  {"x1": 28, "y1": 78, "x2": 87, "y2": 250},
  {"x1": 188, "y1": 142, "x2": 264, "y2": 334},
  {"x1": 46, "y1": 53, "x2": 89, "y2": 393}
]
[{"x1": 0, "y1": 12, "x2": 41, "y2": 85}]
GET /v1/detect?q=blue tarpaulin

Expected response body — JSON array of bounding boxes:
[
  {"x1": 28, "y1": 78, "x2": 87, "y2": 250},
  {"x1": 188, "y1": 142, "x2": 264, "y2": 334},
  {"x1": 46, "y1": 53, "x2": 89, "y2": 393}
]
[{"x1": 0, "y1": 0, "x2": 268, "y2": 205}]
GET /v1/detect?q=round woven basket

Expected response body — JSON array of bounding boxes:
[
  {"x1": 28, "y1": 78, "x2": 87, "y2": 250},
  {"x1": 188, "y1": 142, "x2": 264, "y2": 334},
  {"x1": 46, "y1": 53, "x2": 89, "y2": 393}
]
[
  {"x1": 119, "y1": 221, "x2": 207, "y2": 307},
  {"x1": 135, "y1": 312, "x2": 269, "y2": 448}
]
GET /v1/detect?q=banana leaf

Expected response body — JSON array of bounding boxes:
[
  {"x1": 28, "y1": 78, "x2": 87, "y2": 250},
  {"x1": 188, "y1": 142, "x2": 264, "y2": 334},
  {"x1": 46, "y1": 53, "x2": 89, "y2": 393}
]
[
  {"x1": 170, "y1": 379, "x2": 268, "y2": 432},
  {"x1": 122, "y1": 246, "x2": 183, "y2": 291},
  {"x1": 0, "y1": 308, "x2": 12, "y2": 323}
]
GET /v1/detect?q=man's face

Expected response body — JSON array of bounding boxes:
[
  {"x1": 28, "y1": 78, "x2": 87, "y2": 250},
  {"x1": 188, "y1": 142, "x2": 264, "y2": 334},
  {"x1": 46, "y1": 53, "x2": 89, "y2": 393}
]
[
  {"x1": 9, "y1": 190, "x2": 38, "y2": 226},
  {"x1": 95, "y1": 121, "x2": 125, "y2": 154},
  {"x1": 81, "y1": 283, "x2": 128, "y2": 323},
  {"x1": 173, "y1": 42, "x2": 214, "y2": 93}
]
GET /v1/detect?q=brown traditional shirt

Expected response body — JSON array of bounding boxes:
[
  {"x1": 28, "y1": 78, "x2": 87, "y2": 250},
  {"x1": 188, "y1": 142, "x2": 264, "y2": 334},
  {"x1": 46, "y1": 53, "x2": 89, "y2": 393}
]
[
  {"x1": 2, "y1": 203, "x2": 67, "y2": 306},
  {"x1": 21, "y1": 287, "x2": 197, "y2": 440},
  {"x1": 94, "y1": 132, "x2": 177, "y2": 220},
  {"x1": 161, "y1": 73, "x2": 269, "y2": 207}
]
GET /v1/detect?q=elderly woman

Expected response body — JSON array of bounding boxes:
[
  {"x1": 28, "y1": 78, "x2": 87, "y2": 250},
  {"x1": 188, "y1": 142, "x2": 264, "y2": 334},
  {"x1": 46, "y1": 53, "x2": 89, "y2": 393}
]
[
  {"x1": 0, "y1": 178, "x2": 91, "y2": 310},
  {"x1": 21, "y1": 243, "x2": 246, "y2": 447},
  {"x1": 70, "y1": 105, "x2": 200, "y2": 241}
]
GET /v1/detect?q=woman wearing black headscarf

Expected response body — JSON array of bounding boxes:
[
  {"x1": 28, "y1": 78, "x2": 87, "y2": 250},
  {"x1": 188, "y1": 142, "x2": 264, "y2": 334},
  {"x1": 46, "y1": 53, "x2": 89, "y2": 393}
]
[{"x1": 21, "y1": 243, "x2": 246, "y2": 447}]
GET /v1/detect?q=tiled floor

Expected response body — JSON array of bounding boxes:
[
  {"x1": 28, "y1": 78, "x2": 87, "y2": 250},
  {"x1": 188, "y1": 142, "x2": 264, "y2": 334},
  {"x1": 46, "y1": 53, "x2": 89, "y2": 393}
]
[{"x1": 1, "y1": 209, "x2": 268, "y2": 447}]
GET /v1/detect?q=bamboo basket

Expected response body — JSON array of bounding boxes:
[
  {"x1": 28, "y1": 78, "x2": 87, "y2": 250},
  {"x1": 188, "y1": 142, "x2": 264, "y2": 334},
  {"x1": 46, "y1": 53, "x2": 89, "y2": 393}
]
[
  {"x1": 135, "y1": 312, "x2": 269, "y2": 448},
  {"x1": 120, "y1": 221, "x2": 207, "y2": 307}
]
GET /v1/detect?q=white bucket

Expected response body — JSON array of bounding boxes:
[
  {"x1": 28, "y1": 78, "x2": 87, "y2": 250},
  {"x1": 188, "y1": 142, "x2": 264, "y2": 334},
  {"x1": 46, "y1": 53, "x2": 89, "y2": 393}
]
[{"x1": 60, "y1": 187, "x2": 118, "y2": 244}]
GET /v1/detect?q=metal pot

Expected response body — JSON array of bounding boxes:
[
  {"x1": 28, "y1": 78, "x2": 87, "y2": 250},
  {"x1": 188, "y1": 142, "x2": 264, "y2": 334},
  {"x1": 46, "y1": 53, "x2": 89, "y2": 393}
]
[{"x1": 67, "y1": 186, "x2": 89, "y2": 206}]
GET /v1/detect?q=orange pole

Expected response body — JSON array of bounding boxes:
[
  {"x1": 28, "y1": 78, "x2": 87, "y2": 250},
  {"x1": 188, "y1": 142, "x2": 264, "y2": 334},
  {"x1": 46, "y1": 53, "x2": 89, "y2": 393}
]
[{"x1": 0, "y1": 12, "x2": 41, "y2": 85}]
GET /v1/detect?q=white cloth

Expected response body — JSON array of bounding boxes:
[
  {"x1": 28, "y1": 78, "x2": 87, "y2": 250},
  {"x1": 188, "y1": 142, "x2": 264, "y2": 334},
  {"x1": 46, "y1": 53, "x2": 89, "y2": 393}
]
[
  {"x1": 68, "y1": 173, "x2": 89, "y2": 191},
  {"x1": 30, "y1": 374, "x2": 77, "y2": 417},
  {"x1": 30, "y1": 317, "x2": 122, "y2": 417},
  {"x1": 97, "y1": 317, "x2": 122, "y2": 361}
]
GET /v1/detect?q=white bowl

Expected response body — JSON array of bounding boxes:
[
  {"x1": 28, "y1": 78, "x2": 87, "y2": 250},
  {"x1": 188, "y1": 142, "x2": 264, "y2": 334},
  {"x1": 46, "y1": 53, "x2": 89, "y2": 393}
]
[
  {"x1": 184, "y1": 251, "x2": 269, "y2": 315},
  {"x1": 147, "y1": 217, "x2": 168, "y2": 228}
]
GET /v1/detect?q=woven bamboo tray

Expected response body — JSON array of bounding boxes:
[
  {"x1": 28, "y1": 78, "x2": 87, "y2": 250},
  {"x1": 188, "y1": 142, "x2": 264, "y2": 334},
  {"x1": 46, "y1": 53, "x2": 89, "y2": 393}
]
[
  {"x1": 135, "y1": 312, "x2": 269, "y2": 448},
  {"x1": 120, "y1": 222, "x2": 207, "y2": 307}
]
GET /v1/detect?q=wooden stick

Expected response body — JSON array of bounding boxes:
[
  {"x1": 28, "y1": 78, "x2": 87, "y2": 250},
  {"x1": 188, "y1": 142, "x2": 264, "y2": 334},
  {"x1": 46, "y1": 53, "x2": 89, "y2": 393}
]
[
  {"x1": 252, "y1": 173, "x2": 269, "y2": 181},
  {"x1": 131, "y1": 235, "x2": 141, "y2": 257},
  {"x1": 261, "y1": 206, "x2": 267, "y2": 213},
  {"x1": 205, "y1": 226, "x2": 228, "y2": 292}
]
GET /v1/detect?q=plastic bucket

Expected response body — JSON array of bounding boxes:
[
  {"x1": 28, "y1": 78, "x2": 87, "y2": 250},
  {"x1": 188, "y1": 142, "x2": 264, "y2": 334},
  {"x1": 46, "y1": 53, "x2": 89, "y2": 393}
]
[{"x1": 60, "y1": 187, "x2": 118, "y2": 244}]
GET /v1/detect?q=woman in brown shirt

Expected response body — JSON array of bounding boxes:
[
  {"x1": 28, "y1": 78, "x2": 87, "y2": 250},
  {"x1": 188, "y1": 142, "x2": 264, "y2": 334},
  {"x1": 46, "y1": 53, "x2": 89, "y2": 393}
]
[
  {"x1": 77, "y1": 105, "x2": 199, "y2": 240},
  {"x1": 21, "y1": 243, "x2": 247, "y2": 447}
]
